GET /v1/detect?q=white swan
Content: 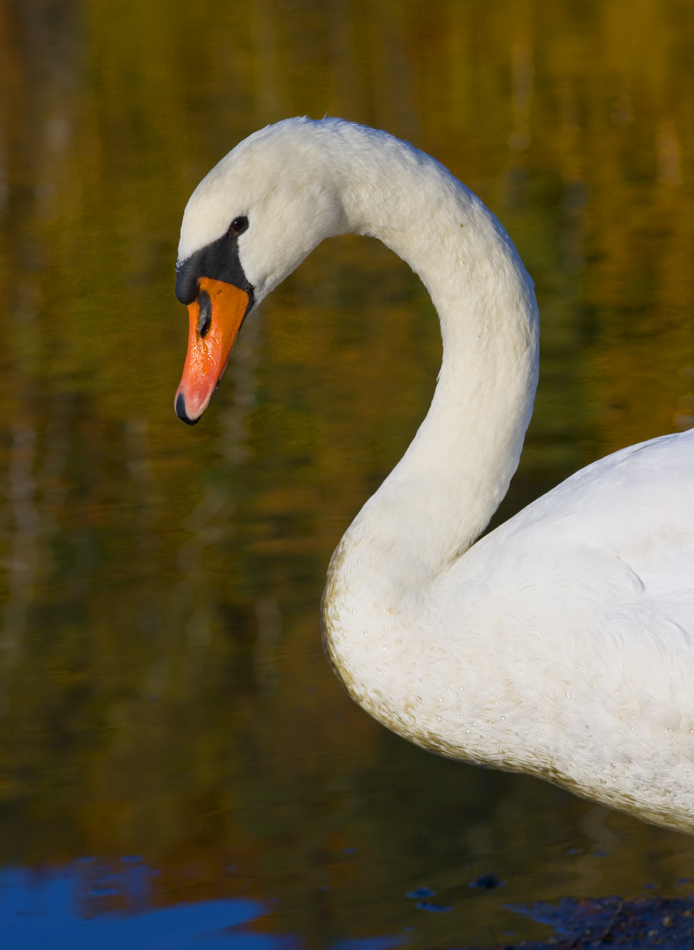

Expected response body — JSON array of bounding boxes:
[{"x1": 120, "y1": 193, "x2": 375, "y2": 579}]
[{"x1": 173, "y1": 117, "x2": 694, "y2": 833}]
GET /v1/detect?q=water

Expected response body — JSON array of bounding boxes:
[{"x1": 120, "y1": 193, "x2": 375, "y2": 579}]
[{"x1": 0, "y1": 0, "x2": 693, "y2": 946}]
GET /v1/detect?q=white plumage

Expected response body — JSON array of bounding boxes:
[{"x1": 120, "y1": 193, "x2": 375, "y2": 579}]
[{"x1": 178, "y1": 117, "x2": 694, "y2": 832}]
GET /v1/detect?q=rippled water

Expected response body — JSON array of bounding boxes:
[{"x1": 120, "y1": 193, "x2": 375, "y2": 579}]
[{"x1": 1, "y1": 0, "x2": 693, "y2": 946}]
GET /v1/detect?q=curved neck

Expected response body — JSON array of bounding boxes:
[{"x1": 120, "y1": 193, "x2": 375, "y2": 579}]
[{"x1": 326, "y1": 127, "x2": 539, "y2": 591}]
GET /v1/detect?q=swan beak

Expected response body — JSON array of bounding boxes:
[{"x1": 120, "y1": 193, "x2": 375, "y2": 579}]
[{"x1": 174, "y1": 277, "x2": 251, "y2": 424}]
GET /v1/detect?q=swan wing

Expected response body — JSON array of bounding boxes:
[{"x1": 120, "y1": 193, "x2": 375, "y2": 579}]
[{"x1": 441, "y1": 429, "x2": 694, "y2": 729}]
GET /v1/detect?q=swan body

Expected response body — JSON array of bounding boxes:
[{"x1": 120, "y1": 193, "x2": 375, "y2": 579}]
[{"x1": 174, "y1": 117, "x2": 694, "y2": 832}]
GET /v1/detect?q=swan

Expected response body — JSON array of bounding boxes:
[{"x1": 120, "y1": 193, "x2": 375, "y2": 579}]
[{"x1": 172, "y1": 117, "x2": 694, "y2": 833}]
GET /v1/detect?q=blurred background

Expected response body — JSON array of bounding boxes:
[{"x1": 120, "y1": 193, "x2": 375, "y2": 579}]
[{"x1": 0, "y1": 0, "x2": 693, "y2": 946}]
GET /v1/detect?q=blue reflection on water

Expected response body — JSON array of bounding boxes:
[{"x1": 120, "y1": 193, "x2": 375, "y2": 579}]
[
  {"x1": 0, "y1": 864, "x2": 408, "y2": 950},
  {"x1": 0, "y1": 866, "x2": 286, "y2": 949},
  {"x1": 333, "y1": 939, "x2": 407, "y2": 950}
]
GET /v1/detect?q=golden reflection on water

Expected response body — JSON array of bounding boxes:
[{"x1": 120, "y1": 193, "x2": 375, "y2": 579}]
[{"x1": 0, "y1": 0, "x2": 693, "y2": 945}]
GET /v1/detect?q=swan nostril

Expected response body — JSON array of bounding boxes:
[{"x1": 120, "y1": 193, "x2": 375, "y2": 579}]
[
  {"x1": 197, "y1": 289, "x2": 212, "y2": 338},
  {"x1": 175, "y1": 392, "x2": 199, "y2": 425}
]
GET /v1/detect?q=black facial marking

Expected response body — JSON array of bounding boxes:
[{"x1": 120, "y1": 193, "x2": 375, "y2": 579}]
[
  {"x1": 176, "y1": 221, "x2": 254, "y2": 306},
  {"x1": 197, "y1": 289, "x2": 212, "y2": 338}
]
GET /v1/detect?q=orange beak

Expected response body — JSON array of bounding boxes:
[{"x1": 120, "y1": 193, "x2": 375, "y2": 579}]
[{"x1": 174, "y1": 277, "x2": 251, "y2": 424}]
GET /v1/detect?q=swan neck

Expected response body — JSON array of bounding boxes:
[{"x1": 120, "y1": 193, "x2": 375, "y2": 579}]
[{"x1": 330, "y1": 129, "x2": 540, "y2": 589}]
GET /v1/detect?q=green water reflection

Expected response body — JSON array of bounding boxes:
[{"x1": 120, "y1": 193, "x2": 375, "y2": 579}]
[{"x1": 0, "y1": 0, "x2": 693, "y2": 946}]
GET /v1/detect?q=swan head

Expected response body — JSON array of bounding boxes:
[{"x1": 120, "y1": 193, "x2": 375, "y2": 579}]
[{"x1": 174, "y1": 117, "x2": 347, "y2": 424}]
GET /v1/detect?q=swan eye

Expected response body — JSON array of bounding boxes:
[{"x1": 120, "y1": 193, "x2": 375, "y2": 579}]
[
  {"x1": 230, "y1": 216, "x2": 249, "y2": 237},
  {"x1": 197, "y1": 289, "x2": 212, "y2": 338}
]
